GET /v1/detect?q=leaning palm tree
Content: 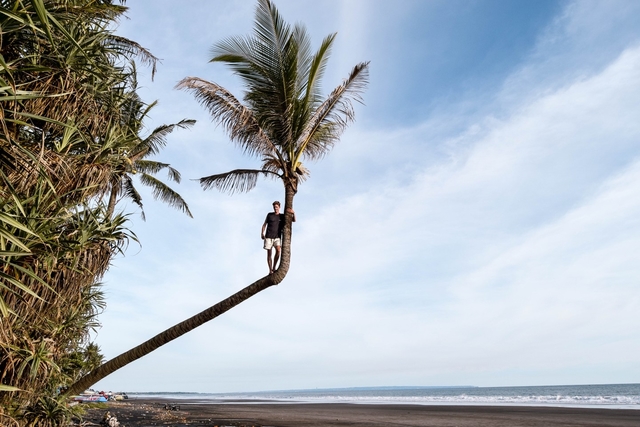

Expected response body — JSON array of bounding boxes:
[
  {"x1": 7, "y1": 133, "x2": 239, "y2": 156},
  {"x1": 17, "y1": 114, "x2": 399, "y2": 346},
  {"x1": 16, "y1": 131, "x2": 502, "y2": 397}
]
[{"x1": 64, "y1": 0, "x2": 368, "y2": 396}]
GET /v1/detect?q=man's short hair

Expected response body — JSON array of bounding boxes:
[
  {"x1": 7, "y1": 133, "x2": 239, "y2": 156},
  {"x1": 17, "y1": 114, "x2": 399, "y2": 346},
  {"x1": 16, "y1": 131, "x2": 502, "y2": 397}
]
[{"x1": 272, "y1": 201, "x2": 280, "y2": 206}]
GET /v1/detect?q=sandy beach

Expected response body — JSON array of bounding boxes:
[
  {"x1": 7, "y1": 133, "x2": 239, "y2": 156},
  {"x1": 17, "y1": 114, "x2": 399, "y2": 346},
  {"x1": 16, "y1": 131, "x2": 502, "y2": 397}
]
[{"x1": 78, "y1": 398, "x2": 640, "y2": 427}]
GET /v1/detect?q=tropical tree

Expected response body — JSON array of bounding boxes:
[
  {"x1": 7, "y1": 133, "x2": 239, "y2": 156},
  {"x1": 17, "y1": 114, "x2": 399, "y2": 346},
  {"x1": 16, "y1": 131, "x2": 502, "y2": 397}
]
[
  {"x1": 64, "y1": 0, "x2": 368, "y2": 396},
  {"x1": 99, "y1": 86, "x2": 195, "y2": 220},
  {"x1": 0, "y1": 4, "x2": 137, "y2": 416},
  {"x1": 1, "y1": 0, "x2": 193, "y2": 423}
]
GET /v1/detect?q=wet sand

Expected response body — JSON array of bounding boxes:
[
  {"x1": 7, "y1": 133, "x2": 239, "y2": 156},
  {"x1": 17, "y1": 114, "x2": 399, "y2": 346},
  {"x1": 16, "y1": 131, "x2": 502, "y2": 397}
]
[{"x1": 79, "y1": 398, "x2": 640, "y2": 426}]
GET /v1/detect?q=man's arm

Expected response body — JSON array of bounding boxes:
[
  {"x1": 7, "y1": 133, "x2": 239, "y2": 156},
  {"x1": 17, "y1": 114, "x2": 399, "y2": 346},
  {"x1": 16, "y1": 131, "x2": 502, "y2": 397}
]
[
  {"x1": 286, "y1": 208, "x2": 296, "y2": 222},
  {"x1": 261, "y1": 220, "x2": 267, "y2": 239}
]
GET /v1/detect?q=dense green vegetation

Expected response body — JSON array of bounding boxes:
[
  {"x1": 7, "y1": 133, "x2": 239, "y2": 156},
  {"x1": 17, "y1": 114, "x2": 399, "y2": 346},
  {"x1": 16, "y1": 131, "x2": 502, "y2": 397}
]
[{"x1": 0, "y1": 1, "x2": 190, "y2": 425}]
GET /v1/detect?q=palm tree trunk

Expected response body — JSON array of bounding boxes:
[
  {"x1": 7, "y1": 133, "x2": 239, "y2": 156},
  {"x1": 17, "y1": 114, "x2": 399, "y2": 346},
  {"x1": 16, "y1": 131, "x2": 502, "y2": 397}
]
[
  {"x1": 64, "y1": 184, "x2": 297, "y2": 397},
  {"x1": 272, "y1": 182, "x2": 296, "y2": 281}
]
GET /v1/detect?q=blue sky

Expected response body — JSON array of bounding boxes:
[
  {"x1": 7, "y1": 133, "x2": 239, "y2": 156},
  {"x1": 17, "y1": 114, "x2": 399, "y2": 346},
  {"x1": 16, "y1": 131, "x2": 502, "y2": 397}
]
[{"x1": 94, "y1": 0, "x2": 640, "y2": 393}]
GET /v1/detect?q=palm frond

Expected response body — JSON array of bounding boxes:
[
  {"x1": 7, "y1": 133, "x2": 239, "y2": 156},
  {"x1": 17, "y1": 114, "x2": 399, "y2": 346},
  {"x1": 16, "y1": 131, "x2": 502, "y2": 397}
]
[
  {"x1": 210, "y1": 0, "x2": 301, "y2": 148},
  {"x1": 138, "y1": 174, "x2": 192, "y2": 218},
  {"x1": 134, "y1": 160, "x2": 181, "y2": 183},
  {"x1": 302, "y1": 33, "x2": 335, "y2": 110},
  {"x1": 135, "y1": 119, "x2": 195, "y2": 157},
  {"x1": 122, "y1": 175, "x2": 144, "y2": 219},
  {"x1": 211, "y1": 0, "x2": 290, "y2": 83},
  {"x1": 132, "y1": 160, "x2": 168, "y2": 175},
  {"x1": 199, "y1": 168, "x2": 280, "y2": 194},
  {"x1": 166, "y1": 166, "x2": 182, "y2": 183},
  {"x1": 293, "y1": 61, "x2": 369, "y2": 163},
  {"x1": 176, "y1": 77, "x2": 280, "y2": 160},
  {"x1": 104, "y1": 35, "x2": 159, "y2": 80},
  {"x1": 292, "y1": 24, "x2": 314, "y2": 95}
]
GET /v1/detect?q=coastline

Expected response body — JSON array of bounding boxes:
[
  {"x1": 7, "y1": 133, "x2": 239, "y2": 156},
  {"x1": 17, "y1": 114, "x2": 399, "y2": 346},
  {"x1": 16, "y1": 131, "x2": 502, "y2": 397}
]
[{"x1": 79, "y1": 398, "x2": 640, "y2": 426}]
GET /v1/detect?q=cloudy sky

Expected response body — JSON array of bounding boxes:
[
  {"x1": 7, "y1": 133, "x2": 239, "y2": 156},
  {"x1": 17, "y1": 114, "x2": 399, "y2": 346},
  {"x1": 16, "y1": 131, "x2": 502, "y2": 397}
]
[{"x1": 94, "y1": 0, "x2": 640, "y2": 393}]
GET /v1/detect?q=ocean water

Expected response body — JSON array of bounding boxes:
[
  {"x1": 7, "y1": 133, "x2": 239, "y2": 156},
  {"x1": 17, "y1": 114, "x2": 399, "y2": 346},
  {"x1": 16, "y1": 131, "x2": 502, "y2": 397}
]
[{"x1": 129, "y1": 383, "x2": 640, "y2": 409}]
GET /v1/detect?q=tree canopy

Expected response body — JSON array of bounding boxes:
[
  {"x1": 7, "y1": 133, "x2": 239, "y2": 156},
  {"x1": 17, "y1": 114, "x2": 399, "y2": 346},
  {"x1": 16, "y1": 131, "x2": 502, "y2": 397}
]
[{"x1": 178, "y1": 0, "x2": 368, "y2": 197}]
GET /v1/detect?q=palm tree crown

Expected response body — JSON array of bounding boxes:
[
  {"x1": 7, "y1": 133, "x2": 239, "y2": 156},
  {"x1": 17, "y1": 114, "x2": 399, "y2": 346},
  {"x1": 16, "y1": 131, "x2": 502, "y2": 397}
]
[
  {"x1": 177, "y1": 0, "x2": 369, "y2": 195},
  {"x1": 102, "y1": 89, "x2": 195, "y2": 219}
]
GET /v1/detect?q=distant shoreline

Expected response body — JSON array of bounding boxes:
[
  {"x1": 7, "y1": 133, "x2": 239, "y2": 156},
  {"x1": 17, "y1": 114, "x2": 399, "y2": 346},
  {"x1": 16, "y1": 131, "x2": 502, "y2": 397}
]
[
  {"x1": 80, "y1": 398, "x2": 640, "y2": 426},
  {"x1": 118, "y1": 383, "x2": 640, "y2": 410},
  {"x1": 124, "y1": 395, "x2": 640, "y2": 410}
]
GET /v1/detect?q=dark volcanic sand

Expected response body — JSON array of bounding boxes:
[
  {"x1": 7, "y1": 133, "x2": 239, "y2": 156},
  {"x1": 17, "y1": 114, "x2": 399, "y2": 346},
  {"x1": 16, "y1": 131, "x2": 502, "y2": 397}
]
[{"x1": 78, "y1": 398, "x2": 640, "y2": 427}]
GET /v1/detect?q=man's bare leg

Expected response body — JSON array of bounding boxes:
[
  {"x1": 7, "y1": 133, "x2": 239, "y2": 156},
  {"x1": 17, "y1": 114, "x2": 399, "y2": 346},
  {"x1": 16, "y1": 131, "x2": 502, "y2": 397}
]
[
  {"x1": 266, "y1": 248, "x2": 273, "y2": 274},
  {"x1": 273, "y1": 245, "x2": 281, "y2": 272}
]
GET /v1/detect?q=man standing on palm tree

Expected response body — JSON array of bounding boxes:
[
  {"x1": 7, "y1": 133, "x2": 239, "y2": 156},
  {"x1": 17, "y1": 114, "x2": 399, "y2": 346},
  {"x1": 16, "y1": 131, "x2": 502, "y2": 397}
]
[
  {"x1": 63, "y1": 0, "x2": 367, "y2": 397},
  {"x1": 261, "y1": 201, "x2": 295, "y2": 274}
]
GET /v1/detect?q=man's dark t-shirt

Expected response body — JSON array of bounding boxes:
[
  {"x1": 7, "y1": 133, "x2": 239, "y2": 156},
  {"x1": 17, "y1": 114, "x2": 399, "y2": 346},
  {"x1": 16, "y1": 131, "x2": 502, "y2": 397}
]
[{"x1": 264, "y1": 213, "x2": 285, "y2": 238}]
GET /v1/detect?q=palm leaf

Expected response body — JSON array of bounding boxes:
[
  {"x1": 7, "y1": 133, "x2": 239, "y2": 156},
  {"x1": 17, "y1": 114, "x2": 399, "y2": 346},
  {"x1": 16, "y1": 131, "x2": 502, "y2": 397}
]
[
  {"x1": 301, "y1": 32, "x2": 335, "y2": 111},
  {"x1": 104, "y1": 34, "x2": 159, "y2": 79},
  {"x1": 134, "y1": 160, "x2": 181, "y2": 183},
  {"x1": 199, "y1": 168, "x2": 279, "y2": 194},
  {"x1": 122, "y1": 175, "x2": 144, "y2": 219},
  {"x1": 293, "y1": 61, "x2": 369, "y2": 163},
  {"x1": 212, "y1": 0, "x2": 289, "y2": 85},
  {"x1": 176, "y1": 78, "x2": 280, "y2": 160},
  {"x1": 138, "y1": 174, "x2": 192, "y2": 218},
  {"x1": 210, "y1": 0, "x2": 300, "y2": 147},
  {"x1": 166, "y1": 166, "x2": 182, "y2": 183},
  {"x1": 135, "y1": 119, "x2": 195, "y2": 157}
]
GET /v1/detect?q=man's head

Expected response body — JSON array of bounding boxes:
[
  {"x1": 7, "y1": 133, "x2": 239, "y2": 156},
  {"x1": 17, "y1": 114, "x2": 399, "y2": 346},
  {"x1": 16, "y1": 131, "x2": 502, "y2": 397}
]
[{"x1": 272, "y1": 201, "x2": 281, "y2": 213}]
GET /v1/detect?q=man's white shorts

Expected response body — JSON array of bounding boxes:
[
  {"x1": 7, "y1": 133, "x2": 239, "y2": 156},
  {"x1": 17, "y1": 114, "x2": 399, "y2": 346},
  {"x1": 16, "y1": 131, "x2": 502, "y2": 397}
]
[{"x1": 263, "y1": 237, "x2": 281, "y2": 250}]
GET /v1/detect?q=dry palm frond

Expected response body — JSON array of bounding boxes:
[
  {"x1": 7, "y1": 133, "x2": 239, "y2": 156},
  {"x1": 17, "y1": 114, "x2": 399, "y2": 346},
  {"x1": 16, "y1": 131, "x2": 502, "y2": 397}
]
[{"x1": 176, "y1": 78, "x2": 280, "y2": 160}]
